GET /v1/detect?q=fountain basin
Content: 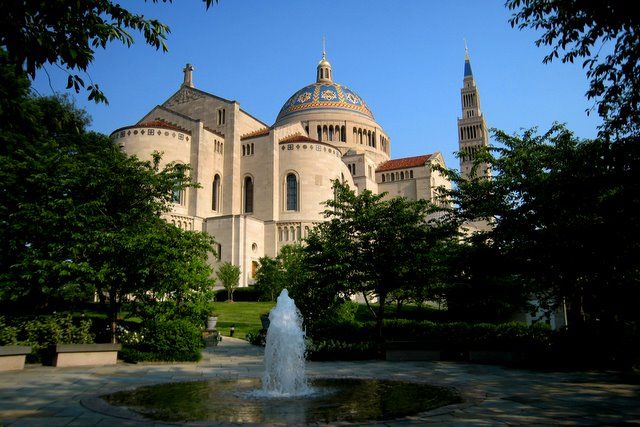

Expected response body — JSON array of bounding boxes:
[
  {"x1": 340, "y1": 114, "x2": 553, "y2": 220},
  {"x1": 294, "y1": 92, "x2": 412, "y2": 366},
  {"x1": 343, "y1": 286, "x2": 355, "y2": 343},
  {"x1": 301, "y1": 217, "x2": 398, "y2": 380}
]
[{"x1": 100, "y1": 377, "x2": 461, "y2": 424}]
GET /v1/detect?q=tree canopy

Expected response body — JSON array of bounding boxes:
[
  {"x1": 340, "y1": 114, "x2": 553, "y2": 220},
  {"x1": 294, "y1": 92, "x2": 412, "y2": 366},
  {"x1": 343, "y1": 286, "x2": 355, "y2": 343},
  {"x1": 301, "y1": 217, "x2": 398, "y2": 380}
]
[
  {"x1": 0, "y1": 0, "x2": 217, "y2": 103},
  {"x1": 439, "y1": 124, "x2": 640, "y2": 328},
  {"x1": 0, "y1": 66, "x2": 217, "y2": 340},
  {"x1": 507, "y1": 0, "x2": 640, "y2": 138}
]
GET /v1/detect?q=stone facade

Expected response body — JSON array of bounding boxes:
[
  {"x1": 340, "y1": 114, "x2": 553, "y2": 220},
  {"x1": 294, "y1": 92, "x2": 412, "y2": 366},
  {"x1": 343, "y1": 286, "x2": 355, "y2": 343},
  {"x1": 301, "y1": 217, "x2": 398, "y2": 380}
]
[{"x1": 111, "y1": 52, "x2": 477, "y2": 286}]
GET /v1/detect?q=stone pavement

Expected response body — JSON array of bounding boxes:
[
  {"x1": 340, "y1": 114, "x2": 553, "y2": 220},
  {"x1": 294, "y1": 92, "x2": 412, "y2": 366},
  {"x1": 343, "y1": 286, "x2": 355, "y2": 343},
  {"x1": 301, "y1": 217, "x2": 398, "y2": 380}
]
[{"x1": 1, "y1": 337, "x2": 639, "y2": 426}]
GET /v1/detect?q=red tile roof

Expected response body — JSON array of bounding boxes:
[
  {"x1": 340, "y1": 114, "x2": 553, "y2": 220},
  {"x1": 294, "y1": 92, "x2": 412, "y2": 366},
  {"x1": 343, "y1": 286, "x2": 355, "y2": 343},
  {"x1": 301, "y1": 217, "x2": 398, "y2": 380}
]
[
  {"x1": 240, "y1": 127, "x2": 270, "y2": 140},
  {"x1": 135, "y1": 120, "x2": 190, "y2": 134},
  {"x1": 203, "y1": 126, "x2": 224, "y2": 138},
  {"x1": 279, "y1": 133, "x2": 318, "y2": 143},
  {"x1": 376, "y1": 154, "x2": 433, "y2": 172}
]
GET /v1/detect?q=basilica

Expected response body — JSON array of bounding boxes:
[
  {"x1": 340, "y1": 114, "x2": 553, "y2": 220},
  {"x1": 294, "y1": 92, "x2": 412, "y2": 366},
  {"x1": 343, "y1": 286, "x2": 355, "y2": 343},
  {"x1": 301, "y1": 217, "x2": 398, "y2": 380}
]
[{"x1": 111, "y1": 49, "x2": 489, "y2": 286}]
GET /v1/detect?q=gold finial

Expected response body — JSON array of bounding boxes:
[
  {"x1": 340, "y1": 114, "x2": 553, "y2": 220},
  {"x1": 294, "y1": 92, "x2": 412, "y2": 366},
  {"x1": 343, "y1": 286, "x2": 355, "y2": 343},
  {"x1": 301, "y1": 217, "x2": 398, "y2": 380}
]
[{"x1": 464, "y1": 38, "x2": 470, "y2": 61}]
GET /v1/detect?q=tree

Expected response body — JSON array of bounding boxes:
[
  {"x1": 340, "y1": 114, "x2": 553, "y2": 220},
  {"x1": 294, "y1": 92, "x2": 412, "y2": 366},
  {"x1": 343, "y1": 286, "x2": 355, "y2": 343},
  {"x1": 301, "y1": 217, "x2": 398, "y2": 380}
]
[
  {"x1": 0, "y1": 71, "x2": 217, "y2": 341},
  {"x1": 255, "y1": 244, "x2": 307, "y2": 302},
  {"x1": 0, "y1": 0, "x2": 217, "y2": 103},
  {"x1": 439, "y1": 124, "x2": 640, "y2": 329},
  {"x1": 255, "y1": 256, "x2": 284, "y2": 302},
  {"x1": 507, "y1": 0, "x2": 640, "y2": 138},
  {"x1": 301, "y1": 181, "x2": 455, "y2": 346},
  {"x1": 216, "y1": 262, "x2": 241, "y2": 302}
]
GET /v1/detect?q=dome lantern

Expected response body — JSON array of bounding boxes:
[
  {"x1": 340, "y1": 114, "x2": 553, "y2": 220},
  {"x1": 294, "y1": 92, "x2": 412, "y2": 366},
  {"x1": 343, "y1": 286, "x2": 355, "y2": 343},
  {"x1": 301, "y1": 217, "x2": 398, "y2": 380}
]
[{"x1": 316, "y1": 37, "x2": 332, "y2": 83}]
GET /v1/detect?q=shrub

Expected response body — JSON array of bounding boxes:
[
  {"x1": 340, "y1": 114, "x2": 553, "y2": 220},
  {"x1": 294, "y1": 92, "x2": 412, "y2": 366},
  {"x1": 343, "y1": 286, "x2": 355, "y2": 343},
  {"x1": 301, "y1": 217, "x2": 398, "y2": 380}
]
[
  {"x1": 0, "y1": 316, "x2": 18, "y2": 345},
  {"x1": 122, "y1": 319, "x2": 204, "y2": 362},
  {"x1": 306, "y1": 339, "x2": 377, "y2": 361},
  {"x1": 215, "y1": 287, "x2": 262, "y2": 302},
  {"x1": 382, "y1": 319, "x2": 552, "y2": 352},
  {"x1": 6, "y1": 314, "x2": 95, "y2": 363},
  {"x1": 135, "y1": 299, "x2": 214, "y2": 328},
  {"x1": 246, "y1": 329, "x2": 267, "y2": 346}
]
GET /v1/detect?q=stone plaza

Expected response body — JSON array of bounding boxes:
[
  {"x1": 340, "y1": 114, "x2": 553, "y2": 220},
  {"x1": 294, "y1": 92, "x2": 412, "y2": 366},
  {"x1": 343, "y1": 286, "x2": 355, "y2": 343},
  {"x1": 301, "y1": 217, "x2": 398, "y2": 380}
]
[{"x1": 1, "y1": 337, "x2": 639, "y2": 425}]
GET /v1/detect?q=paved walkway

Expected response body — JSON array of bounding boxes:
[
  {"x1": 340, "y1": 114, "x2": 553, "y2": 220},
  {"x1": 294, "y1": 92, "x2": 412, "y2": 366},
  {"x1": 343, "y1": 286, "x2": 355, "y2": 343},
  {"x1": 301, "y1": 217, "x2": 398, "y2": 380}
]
[{"x1": 1, "y1": 337, "x2": 639, "y2": 425}]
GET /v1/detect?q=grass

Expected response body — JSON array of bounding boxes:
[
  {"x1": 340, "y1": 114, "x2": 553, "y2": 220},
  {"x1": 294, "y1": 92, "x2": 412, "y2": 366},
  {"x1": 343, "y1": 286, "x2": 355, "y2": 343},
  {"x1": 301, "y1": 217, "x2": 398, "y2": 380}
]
[{"x1": 214, "y1": 301, "x2": 275, "y2": 339}]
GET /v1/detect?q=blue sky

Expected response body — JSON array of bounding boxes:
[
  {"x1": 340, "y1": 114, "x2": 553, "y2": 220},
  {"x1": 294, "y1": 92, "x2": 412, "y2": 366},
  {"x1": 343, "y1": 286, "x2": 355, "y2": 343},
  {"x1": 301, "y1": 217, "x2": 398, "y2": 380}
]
[{"x1": 33, "y1": 0, "x2": 600, "y2": 170}]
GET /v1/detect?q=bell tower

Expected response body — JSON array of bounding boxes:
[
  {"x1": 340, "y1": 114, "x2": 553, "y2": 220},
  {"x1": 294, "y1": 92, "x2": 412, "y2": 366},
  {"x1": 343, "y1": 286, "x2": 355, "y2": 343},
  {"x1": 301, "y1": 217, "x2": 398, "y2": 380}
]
[{"x1": 457, "y1": 43, "x2": 490, "y2": 179}]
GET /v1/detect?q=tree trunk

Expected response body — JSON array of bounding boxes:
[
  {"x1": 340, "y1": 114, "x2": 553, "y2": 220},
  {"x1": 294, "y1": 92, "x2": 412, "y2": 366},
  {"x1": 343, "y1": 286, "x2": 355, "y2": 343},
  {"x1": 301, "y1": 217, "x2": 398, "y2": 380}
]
[
  {"x1": 108, "y1": 288, "x2": 118, "y2": 344},
  {"x1": 375, "y1": 289, "x2": 387, "y2": 358}
]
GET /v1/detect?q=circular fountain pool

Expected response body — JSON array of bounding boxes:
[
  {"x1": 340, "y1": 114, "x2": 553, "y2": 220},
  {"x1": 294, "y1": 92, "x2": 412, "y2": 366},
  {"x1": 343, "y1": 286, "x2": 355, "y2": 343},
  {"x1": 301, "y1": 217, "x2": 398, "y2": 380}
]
[{"x1": 101, "y1": 377, "x2": 461, "y2": 424}]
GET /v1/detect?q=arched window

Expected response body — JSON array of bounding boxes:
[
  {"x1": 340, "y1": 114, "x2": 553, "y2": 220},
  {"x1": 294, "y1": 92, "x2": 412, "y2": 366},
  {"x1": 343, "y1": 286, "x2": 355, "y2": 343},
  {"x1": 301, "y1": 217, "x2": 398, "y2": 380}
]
[
  {"x1": 382, "y1": 174, "x2": 386, "y2": 183},
  {"x1": 242, "y1": 145, "x2": 246, "y2": 156},
  {"x1": 400, "y1": 171, "x2": 405, "y2": 180},
  {"x1": 317, "y1": 125, "x2": 322, "y2": 139},
  {"x1": 409, "y1": 170, "x2": 414, "y2": 179},
  {"x1": 328, "y1": 125, "x2": 334, "y2": 141},
  {"x1": 172, "y1": 187, "x2": 183, "y2": 205},
  {"x1": 244, "y1": 176, "x2": 253, "y2": 213},
  {"x1": 284, "y1": 227, "x2": 289, "y2": 241},
  {"x1": 286, "y1": 173, "x2": 298, "y2": 211},
  {"x1": 212, "y1": 174, "x2": 220, "y2": 211},
  {"x1": 341, "y1": 126, "x2": 346, "y2": 142}
]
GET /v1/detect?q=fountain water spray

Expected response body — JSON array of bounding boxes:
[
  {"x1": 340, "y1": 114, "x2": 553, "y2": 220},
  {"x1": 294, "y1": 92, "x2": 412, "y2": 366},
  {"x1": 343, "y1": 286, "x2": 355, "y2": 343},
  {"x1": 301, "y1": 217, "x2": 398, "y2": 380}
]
[{"x1": 261, "y1": 289, "x2": 310, "y2": 396}]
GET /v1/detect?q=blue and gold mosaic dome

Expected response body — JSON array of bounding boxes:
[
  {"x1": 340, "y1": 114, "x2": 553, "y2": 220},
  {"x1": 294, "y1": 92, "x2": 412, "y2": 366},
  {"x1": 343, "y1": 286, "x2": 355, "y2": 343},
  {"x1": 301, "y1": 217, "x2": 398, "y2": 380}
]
[{"x1": 275, "y1": 82, "x2": 374, "y2": 123}]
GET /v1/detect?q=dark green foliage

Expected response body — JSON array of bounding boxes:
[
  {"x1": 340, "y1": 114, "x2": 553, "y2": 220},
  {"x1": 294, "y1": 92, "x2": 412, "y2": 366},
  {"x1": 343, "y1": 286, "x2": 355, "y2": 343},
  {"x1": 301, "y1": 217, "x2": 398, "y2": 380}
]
[
  {"x1": 299, "y1": 181, "x2": 457, "y2": 344},
  {"x1": 0, "y1": 316, "x2": 18, "y2": 345},
  {"x1": 306, "y1": 340, "x2": 377, "y2": 361},
  {"x1": 439, "y1": 125, "x2": 640, "y2": 330},
  {"x1": 0, "y1": 72, "x2": 217, "y2": 341},
  {"x1": 383, "y1": 320, "x2": 551, "y2": 352},
  {"x1": 0, "y1": 0, "x2": 217, "y2": 103},
  {"x1": 245, "y1": 329, "x2": 267, "y2": 346},
  {"x1": 214, "y1": 287, "x2": 262, "y2": 302},
  {"x1": 2, "y1": 314, "x2": 94, "y2": 362},
  {"x1": 255, "y1": 244, "x2": 307, "y2": 302},
  {"x1": 122, "y1": 319, "x2": 204, "y2": 362},
  {"x1": 507, "y1": 0, "x2": 640, "y2": 138}
]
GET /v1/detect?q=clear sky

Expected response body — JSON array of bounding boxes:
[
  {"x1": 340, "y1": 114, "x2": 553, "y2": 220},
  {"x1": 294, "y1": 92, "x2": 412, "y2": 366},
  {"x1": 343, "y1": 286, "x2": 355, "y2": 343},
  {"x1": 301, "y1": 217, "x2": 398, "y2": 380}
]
[{"x1": 32, "y1": 0, "x2": 600, "y2": 170}]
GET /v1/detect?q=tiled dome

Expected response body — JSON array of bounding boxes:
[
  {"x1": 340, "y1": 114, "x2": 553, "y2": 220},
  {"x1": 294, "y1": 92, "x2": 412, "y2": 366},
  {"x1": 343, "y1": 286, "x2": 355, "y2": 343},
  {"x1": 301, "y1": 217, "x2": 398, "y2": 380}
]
[{"x1": 275, "y1": 82, "x2": 374, "y2": 124}]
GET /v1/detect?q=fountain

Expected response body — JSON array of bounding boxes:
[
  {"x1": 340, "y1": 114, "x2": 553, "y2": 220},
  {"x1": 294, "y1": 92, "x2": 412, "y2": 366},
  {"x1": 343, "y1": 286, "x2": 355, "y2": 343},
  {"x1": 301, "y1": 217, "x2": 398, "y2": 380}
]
[
  {"x1": 96, "y1": 289, "x2": 461, "y2": 423},
  {"x1": 261, "y1": 289, "x2": 311, "y2": 396}
]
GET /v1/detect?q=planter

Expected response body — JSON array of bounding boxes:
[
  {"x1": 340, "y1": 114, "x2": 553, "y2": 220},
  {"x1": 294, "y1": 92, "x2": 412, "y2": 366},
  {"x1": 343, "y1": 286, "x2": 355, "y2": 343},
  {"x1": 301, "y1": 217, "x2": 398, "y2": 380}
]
[
  {"x1": 206, "y1": 316, "x2": 218, "y2": 331},
  {"x1": 0, "y1": 345, "x2": 32, "y2": 371},
  {"x1": 54, "y1": 343, "x2": 121, "y2": 367}
]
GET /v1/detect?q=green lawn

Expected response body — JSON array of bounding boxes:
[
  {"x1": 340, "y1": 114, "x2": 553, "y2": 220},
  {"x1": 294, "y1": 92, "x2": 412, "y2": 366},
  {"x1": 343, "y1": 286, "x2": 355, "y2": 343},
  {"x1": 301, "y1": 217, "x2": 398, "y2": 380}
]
[{"x1": 214, "y1": 301, "x2": 275, "y2": 339}]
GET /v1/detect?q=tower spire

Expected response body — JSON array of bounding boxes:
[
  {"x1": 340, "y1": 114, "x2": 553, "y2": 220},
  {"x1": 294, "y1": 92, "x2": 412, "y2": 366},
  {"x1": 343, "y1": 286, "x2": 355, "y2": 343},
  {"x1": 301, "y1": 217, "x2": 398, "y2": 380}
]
[
  {"x1": 463, "y1": 39, "x2": 473, "y2": 78},
  {"x1": 457, "y1": 44, "x2": 490, "y2": 179}
]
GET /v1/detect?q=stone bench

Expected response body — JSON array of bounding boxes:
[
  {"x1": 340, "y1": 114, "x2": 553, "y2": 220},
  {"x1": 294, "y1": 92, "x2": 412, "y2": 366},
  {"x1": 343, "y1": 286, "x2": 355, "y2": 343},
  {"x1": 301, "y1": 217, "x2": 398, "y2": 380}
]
[
  {"x1": 0, "y1": 346, "x2": 32, "y2": 371},
  {"x1": 54, "y1": 343, "x2": 121, "y2": 367}
]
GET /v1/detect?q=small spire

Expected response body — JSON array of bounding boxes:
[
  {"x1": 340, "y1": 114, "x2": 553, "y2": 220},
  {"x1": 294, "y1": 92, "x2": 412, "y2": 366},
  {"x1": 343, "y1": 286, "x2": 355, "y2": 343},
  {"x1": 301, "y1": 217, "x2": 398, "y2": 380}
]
[
  {"x1": 183, "y1": 63, "x2": 194, "y2": 88},
  {"x1": 322, "y1": 35, "x2": 326, "y2": 59},
  {"x1": 464, "y1": 38, "x2": 470, "y2": 61},
  {"x1": 463, "y1": 40, "x2": 473, "y2": 78}
]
